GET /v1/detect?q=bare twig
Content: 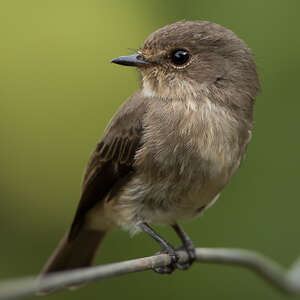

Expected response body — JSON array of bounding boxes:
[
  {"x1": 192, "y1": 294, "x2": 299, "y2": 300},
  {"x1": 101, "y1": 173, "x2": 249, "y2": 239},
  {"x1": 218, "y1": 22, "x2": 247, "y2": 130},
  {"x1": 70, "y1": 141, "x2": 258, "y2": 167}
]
[{"x1": 0, "y1": 247, "x2": 300, "y2": 300}]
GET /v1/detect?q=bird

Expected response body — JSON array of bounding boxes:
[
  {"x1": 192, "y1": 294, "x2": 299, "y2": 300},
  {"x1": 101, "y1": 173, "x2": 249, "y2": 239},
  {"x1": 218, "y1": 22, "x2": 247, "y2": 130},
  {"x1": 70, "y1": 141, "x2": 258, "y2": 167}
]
[{"x1": 40, "y1": 20, "x2": 260, "y2": 281}]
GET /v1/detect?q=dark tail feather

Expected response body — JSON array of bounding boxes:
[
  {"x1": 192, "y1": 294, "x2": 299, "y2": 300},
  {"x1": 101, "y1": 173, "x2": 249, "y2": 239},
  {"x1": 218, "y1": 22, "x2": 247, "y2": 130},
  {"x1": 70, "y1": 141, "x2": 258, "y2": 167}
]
[{"x1": 38, "y1": 229, "x2": 106, "y2": 294}]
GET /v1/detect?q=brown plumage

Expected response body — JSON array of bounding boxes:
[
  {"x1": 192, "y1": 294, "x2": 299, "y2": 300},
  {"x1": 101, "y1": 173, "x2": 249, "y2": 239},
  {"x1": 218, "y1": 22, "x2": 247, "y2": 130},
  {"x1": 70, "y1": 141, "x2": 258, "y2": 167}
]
[{"x1": 40, "y1": 20, "x2": 259, "y2": 290}]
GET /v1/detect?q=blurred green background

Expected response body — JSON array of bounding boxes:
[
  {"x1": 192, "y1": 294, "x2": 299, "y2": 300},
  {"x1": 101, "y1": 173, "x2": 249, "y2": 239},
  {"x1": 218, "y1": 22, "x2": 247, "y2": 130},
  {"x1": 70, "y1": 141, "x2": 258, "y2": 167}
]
[{"x1": 1, "y1": 0, "x2": 300, "y2": 299}]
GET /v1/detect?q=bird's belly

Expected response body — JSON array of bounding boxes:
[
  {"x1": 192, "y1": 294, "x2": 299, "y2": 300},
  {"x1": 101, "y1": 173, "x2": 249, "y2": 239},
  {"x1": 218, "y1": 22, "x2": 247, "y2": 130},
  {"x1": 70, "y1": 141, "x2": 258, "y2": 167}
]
[
  {"x1": 115, "y1": 99, "x2": 243, "y2": 229},
  {"x1": 138, "y1": 170, "x2": 225, "y2": 225},
  {"x1": 115, "y1": 151, "x2": 237, "y2": 228}
]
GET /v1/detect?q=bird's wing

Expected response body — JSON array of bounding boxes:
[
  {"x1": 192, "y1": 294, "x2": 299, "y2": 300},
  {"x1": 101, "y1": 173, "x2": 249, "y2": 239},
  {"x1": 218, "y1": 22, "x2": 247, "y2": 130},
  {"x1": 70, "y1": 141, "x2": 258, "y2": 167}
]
[{"x1": 69, "y1": 92, "x2": 147, "y2": 240}]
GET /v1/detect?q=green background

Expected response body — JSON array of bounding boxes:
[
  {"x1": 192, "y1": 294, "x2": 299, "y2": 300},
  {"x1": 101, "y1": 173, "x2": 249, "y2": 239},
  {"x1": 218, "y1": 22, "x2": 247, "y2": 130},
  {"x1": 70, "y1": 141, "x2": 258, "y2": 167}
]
[{"x1": 1, "y1": 0, "x2": 300, "y2": 299}]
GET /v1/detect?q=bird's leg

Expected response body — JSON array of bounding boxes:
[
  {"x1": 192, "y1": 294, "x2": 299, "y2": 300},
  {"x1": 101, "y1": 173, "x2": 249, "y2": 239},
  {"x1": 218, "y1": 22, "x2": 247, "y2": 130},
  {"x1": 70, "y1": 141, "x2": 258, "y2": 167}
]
[
  {"x1": 138, "y1": 222, "x2": 178, "y2": 274},
  {"x1": 172, "y1": 223, "x2": 196, "y2": 270}
]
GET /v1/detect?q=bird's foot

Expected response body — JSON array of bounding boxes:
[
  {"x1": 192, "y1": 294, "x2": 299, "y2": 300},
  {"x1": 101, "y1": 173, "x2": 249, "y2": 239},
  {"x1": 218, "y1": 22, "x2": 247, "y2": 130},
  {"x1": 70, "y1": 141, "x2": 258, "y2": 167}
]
[
  {"x1": 153, "y1": 240, "x2": 196, "y2": 273},
  {"x1": 154, "y1": 245, "x2": 179, "y2": 274},
  {"x1": 174, "y1": 240, "x2": 196, "y2": 270}
]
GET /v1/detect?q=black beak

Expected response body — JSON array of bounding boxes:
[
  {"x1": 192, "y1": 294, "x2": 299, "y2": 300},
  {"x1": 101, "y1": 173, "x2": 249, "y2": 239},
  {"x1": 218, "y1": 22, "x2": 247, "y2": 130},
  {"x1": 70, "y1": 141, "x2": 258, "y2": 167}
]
[{"x1": 111, "y1": 53, "x2": 149, "y2": 67}]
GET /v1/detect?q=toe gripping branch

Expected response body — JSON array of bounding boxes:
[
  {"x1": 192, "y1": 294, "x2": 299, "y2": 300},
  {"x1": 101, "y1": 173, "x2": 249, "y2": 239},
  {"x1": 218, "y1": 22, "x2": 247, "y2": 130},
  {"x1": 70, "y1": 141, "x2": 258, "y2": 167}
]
[{"x1": 138, "y1": 222, "x2": 196, "y2": 274}]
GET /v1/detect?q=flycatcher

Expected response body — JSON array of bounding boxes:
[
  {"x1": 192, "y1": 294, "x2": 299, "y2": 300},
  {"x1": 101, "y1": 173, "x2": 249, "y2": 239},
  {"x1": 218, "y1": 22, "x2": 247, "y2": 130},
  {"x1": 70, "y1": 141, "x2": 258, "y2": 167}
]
[{"x1": 41, "y1": 21, "x2": 260, "y2": 280}]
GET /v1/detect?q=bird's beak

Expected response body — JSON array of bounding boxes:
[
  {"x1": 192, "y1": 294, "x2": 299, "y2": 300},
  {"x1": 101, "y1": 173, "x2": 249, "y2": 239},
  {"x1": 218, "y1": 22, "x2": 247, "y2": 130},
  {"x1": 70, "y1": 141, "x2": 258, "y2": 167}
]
[{"x1": 111, "y1": 53, "x2": 150, "y2": 67}]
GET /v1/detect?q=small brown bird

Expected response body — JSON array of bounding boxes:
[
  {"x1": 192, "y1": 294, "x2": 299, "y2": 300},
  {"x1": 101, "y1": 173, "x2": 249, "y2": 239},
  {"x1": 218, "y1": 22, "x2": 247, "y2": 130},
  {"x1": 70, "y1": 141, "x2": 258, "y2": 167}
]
[{"x1": 41, "y1": 21, "x2": 259, "y2": 280}]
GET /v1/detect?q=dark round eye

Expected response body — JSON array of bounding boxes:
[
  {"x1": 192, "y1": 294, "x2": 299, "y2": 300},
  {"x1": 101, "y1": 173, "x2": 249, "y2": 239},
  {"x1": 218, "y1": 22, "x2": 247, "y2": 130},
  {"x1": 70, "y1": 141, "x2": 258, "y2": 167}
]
[{"x1": 171, "y1": 49, "x2": 190, "y2": 66}]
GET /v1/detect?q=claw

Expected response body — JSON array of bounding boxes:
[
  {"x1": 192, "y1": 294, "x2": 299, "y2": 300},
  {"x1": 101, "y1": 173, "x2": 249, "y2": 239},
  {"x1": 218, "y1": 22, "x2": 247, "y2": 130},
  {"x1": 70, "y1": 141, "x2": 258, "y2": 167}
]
[
  {"x1": 175, "y1": 241, "x2": 196, "y2": 270},
  {"x1": 153, "y1": 247, "x2": 179, "y2": 274},
  {"x1": 171, "y1": 223, "x2": 196, "y2": 270},
  {"x1": 138, "y1": 222, "x2": 196, "y2": 274}
]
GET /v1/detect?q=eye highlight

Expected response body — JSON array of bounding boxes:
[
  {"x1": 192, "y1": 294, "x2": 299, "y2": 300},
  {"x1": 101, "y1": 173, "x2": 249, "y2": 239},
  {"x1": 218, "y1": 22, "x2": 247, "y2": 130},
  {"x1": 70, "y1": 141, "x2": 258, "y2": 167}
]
[{"x1": 170, "y1": 49, "x2": 191, "y2": 67}]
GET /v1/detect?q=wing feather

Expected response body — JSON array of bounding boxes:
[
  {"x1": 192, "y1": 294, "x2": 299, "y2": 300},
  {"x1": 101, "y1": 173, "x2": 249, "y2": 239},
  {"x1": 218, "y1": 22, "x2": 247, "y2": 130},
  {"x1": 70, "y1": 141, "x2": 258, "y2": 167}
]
[{"x1": 69, "y1": 92, "x2": 147, "y2": 240}]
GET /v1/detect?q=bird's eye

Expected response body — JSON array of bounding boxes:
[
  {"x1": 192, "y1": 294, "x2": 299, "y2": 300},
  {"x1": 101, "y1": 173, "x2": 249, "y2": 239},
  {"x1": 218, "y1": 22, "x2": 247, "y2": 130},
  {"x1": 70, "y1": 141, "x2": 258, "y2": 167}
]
[{"x1": 171, "y1": 49, "x2": 191, "y2": 67}]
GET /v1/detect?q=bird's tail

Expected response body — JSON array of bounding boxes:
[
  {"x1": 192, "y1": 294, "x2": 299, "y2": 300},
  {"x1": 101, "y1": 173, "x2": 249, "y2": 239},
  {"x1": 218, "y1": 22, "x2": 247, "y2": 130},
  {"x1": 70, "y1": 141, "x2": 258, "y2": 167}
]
[{"x1": 38, "y1": 229, "x2": 106, "y2": 294}]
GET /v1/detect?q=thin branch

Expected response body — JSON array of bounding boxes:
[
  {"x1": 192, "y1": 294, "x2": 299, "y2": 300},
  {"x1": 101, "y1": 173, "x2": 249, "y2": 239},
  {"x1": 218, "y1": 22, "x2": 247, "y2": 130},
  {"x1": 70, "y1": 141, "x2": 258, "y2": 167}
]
[{"x1": 0, "y1": 247, "x2": 300, "y2": 300}]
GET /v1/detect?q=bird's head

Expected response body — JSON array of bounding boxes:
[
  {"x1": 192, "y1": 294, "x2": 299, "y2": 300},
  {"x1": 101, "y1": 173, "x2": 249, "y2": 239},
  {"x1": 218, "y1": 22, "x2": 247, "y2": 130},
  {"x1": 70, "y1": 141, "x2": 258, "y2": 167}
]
[{"x1": 112, "y1": 21, "x2": 259, "y2": 109}]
